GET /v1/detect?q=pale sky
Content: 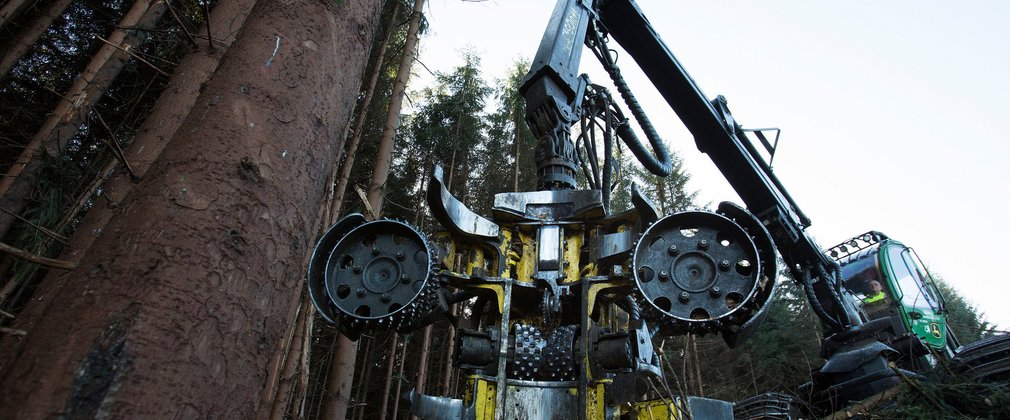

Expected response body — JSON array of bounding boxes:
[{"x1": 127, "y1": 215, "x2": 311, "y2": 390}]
[{"x1": 413, "y1": 0, "x2": 1010, "y2": 330}]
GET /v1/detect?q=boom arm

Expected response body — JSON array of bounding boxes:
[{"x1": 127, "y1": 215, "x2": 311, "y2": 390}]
[{"x1": 520, "y1": 0, "x2": 860, "y2": 333}]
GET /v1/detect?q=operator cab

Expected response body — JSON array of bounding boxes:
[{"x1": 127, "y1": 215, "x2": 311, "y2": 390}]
[
  {"x1": 837, "y1": 244, "x2": 893, "y2": 317},
  {"x1": 828, "y1": 232, "x2": 951, "y2": 357}
]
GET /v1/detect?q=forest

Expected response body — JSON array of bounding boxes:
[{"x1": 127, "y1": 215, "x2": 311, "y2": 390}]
[{"x1": 0, "y1": 0, "x2": 1003, "y2": 418}]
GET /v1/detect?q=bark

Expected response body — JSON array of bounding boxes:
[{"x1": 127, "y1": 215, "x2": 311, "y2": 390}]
[
  {"x1": 366, "y1": 0, "x2": 424, "y2": 214},
  {"x1": 0, "y1": 0, "x2": 383, "y2": 417},
  {"x1": 378, "y1": 333, "x2": 398, "y2": 419},
  {"x1": 0, "y1": 0, "x2": 168, "y2": 239},
  {"x1": 331, "y1": 0, "x2": 398, "y2": 217},
  {"x1": 0, "y1": 0, "x2": 31, "y2": 31},
  {"x1": 59, "y1": 0, "x2": 256, "y2": 265},
  {"x1": 0, "y1": 0, "x2": 75, "y2": 80}
]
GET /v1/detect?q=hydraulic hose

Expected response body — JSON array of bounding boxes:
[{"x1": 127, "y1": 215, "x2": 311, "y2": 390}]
[
  {"x1": 802, "y1": 266, "x2": 843, "y2": 332},
  {"x1": 816, "y1": 263, "x2": 852, "y2": 328},
  {"x1": 601, "y1": 104, "x2": 614, "y2": 210},
  {"x1": 619, "y1": 295, "x2": 641, "y2": 321},
  {"x1": 588, "y1": 23, "x2": 673, "y2": 177}
]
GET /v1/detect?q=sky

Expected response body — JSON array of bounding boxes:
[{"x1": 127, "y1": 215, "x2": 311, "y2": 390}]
[{"x1": 411, "y1": 0, "x2": 1010, "y2": 330}]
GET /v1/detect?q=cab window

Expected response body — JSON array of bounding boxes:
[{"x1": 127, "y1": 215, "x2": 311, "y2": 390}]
[
  {"x1": 887, "y1": 246, "x2": 939, "y2": 312},
  {"x1": 840, "y1": 255, "x2": 889, "y2": 307}
]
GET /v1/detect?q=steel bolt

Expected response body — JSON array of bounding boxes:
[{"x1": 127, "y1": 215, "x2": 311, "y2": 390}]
[
  {"x1": 381, "y1": 293, "x2": 391, "y2": 302},
  {"x1": 679, "y1": 292, "x2": 690, "y2": 302},
  {"x1": 667, "y1": 245, "x2": 679, "y2": 256},
  {"x1": 356, "y1": 288, "x2": 366, "y2": 297},
  {"x1": 372, "y1": 247, "x2": 380, "y2": 255},
  {"x1": 698, "y1": 240, "x2": 709, "y2": 250},
  {"x1": 719, "y1": 260, "x2": 731, "y2": 271},
  {"x1": 353, "y1": 265, "x2": 362, "y2": 273},
  {"x1": 396, "y1": 251, "x2": 405, "y2": 260},
  {"x1": 659, "y1": 270, "x2": 670, "y2": 281},
  {"x1": 400, "y1": 274, "x2": 410, "y2": 283},
  {"x1": 710, "y1": 286, "x2": 721, "y2": 297}
]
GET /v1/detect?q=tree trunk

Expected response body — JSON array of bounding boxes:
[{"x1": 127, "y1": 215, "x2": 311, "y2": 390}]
[
  {"x1": 267, "y1": 301, "x2": 308, "y2": 419},
  {"x1": 0, "y1": 0, "x2": 74, "y2": 80},
  {"x1": 318, "y1": 1, "x2": 424, "y2": 417},
  {"x1": 391, "y1": 335, "x2": 409, "y2": 420},
  {"x1": 0, "y1": 0, "x2": 383, "y2": 417},
  {"x1": 410, "y1": 324, "x2": 434, "y2": 420},
  {"x1": 349, "y1": 334, "x2": 372, "y2": 419},
  {"x1": 441, "y1": 305, "x2": 457, "y2": 395},
  {"x1": 320, "y1": 336, "x2": 358, "y2": 419},
  {"x1": 331, "y1": 0, "x2": 399, "y2": 217},
  {"x1": 366, "y1": 0, "x2": 424, "y2": 214},
  {"x1": 378, "y1": 332, "x2": 398, "y2": 419},
  {"x1": 58, "y1": 0, "x2": 256, "y2": 265},
  {"x1": 0, "y1": 0, "x2": 32, "y2": 31},
  {"x1": 354, "y1": 336, "x2": 376, "y2": 420},
  {"x1": 0, "y1": 0, "x2": 169, "y2": 239},
  {"x1": 691, "y1": 334, "x2": 704, "y2": 397}
]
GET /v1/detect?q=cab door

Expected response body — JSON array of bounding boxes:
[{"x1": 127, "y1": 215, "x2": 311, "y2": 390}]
[{"x1": 881, "y1": 243, "x2": 948, "y2": 350}]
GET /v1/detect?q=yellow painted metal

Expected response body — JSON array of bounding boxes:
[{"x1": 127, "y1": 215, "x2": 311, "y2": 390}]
[
  {"x1": 471, "y1": 377, "x2": 497, "y2": 420},
  {"x1": 587, "y1": 282, "x2": 624, "y2": 317},
  {"x1": 467, "y1": 245, "x2": 486, "y2": 276},
  {"x1": 515, "y1": 228, "x2": 536, "y2": 283},
  {"x1": 585, "y1": 382, "x2": 608, "y2": 419},
  {"x1": 634, "y1": 399, "x2": 680, "y2": 419},
  {"x1": 500, "y1": 228, "x2": 516, "y2": 277},
  {"x1": 469, "y1": 283, "x2": 505, "y2": 315},
  {"x1": 561, "y1": 229, "x2": 583, "y2": 284}
]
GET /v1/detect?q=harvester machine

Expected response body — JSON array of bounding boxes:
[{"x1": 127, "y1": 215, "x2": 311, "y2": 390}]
[{"x1": 304, "y1": 0, "x2": 1008, "y2": 418}]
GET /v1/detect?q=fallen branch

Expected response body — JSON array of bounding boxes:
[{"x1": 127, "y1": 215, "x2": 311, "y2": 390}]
[
  {"x1": 0, "y1": 308, "x2": 14, "y2": 318},
  {"x1": 0, "y1": 327, "x2": 26, "y2": 336},
  {"x1": 0, "y1": 207, "x2": 69, "y2": 245},
  {"x1": 0, "y1": 242, "x2": 77, "y2": 270},
  {"x1": 96, "y1": 35, "x2": 171, "y2": 77},
  {"x1": 824, "y1": 384, "x2": 904, "y2": 420}
]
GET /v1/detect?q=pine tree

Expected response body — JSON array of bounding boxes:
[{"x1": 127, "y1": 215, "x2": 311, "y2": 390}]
[{"x1": 0, "y1": 0, "x2": 384, "y2": 416}]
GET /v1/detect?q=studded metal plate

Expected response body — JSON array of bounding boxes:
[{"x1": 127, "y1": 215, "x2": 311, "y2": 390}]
[
  {"x1": 512, "y1": 324, "x2": 546, "y2": 380},
  {"x1": 544, "y1": 324, "x2": 578, "y2": 380},
  {"x1": 314, "y1": 218, "x2": 438, "y2": 333},
  {"x1": 632, "y1": 210, "x2": 762, "y2": 335}
]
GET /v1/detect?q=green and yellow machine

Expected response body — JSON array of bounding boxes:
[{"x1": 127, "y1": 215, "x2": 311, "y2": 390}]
[{"x1": 305, "y1": 0, "x2": 1009, "y2": 418}]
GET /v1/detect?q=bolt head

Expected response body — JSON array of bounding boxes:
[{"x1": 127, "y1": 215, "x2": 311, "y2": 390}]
[
  {"x1": 400, "y1": 274, "x2": 410, "y2": 283},
  {"x1": 371, "y1": 247, "x2": 380, "y2": 255},
  {"x1": 698, "y1": 240, "x2": 709, "y2": 250},
  {"x1": 659, "y1": 270, "x2": 670, "y2": 280},
  {"x1": 719, "y1": 260, "x2": 731, "y2": 270},
  {"x1": 710, "y1": 287, "x2": 721, "y2": 297},
  {"x1": 667, "y1": 245, "x2": 679, "y2": 256},
  {"x1": 356, "y1": 288, "x2": 366, "y2": 297},
  {"x1": 396, "y1": 251, "x2": 405, "y2": 260},
  {"x1": 679, "y1": 292, "x2": 690, "y2": 302},
  {"x1": 381, "y1": 293, "x2": 391, "y2": 302},
  {"x1": 353, "y1": 265, "x2": 362, "y2": 273}
]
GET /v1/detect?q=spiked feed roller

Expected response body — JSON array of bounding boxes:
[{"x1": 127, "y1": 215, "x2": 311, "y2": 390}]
[
  {"x1": 631, "y1": 205, "x2": 775, "y2": 338},
  {"x1": 307, "y1": 214, "x2": 439, "y2": 338}
]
